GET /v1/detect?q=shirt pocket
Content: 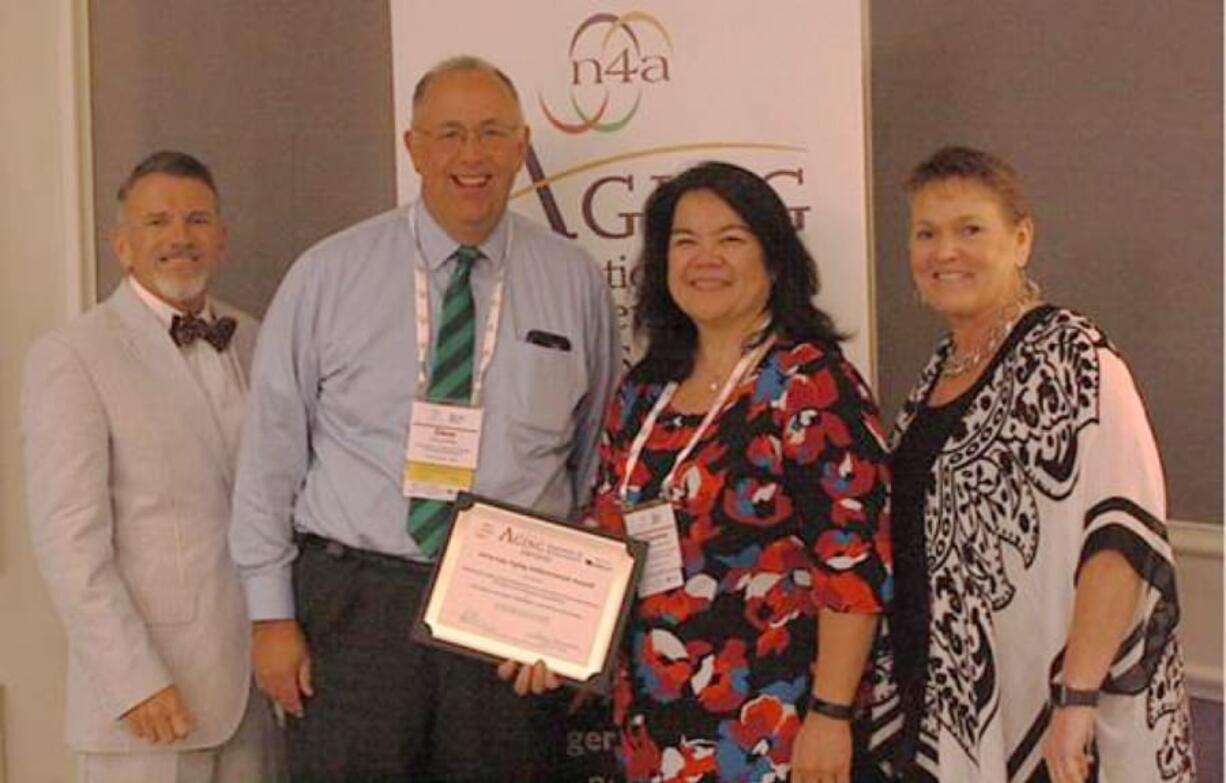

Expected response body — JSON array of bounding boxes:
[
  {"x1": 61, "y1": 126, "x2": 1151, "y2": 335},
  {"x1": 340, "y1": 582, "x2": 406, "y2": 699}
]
[{"x1": 508, "y1": 338, "x2": 587, "y2": 438}]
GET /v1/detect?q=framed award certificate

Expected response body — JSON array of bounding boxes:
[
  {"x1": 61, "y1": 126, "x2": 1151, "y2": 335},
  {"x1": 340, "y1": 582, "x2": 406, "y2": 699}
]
[{"x1": 412, "y1": 493, "x2": 645, "y2": 693}]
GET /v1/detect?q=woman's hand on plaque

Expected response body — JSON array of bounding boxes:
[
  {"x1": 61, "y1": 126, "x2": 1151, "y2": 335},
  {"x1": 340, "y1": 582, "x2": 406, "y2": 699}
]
[{"x1": 497, "y1": 659, "x2": 560, "y2": 696}]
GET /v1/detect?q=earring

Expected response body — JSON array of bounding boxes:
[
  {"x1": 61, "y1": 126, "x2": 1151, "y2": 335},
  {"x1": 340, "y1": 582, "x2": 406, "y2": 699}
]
[{"x1": 1016, "y1": 266, "x2": 1042, "y2": 302}]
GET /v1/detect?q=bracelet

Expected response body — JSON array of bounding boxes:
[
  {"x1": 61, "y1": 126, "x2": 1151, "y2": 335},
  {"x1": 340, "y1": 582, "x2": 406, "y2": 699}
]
[
  {"x1": 807, "y1": 694, "x2": 854, "y2": 720},
  {"x1": 1050, "y1": 684, "x2": 1100, "y2": 708}
]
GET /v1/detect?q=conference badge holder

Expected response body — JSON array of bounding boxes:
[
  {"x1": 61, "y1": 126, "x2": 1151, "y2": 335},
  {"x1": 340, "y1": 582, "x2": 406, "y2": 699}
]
[
  {"x1": 403, "y1": 400, "x2": 484, "y2": 500},
  {"x1": 622, "y1": 500, "x2": 684, "y2": 597}
]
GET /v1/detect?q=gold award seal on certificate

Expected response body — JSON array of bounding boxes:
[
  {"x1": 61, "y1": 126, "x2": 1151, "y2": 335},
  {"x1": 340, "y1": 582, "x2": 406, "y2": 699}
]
[{"x1": 413, "y1": 494, "x2": 645, "y2": 693}]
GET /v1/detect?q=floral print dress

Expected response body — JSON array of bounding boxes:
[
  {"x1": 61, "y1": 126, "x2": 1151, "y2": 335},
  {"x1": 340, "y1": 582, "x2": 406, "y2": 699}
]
[{"x1": 589, "y1": 339, "x2": 893, "y2": 783}]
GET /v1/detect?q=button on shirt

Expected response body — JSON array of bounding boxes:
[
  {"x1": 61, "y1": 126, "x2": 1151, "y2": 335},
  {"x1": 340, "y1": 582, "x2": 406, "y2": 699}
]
[
  {"x1": 230, "y1": 204, "x2": 621, "y2": 620},
  {"x1": 128, "y1": 277, "x2": 247, "y2": 461}
]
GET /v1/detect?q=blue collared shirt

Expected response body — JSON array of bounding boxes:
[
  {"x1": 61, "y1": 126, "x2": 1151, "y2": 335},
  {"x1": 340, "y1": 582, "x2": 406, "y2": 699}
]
[{"x1": 230, "y1": 204, "x2": 621, "y2": 620}]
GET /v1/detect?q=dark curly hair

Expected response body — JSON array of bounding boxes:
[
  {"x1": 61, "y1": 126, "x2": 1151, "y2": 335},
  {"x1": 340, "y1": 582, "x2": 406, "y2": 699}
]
[{"x1": 630, "y1": 160, "x2": 844, "y2": 383}]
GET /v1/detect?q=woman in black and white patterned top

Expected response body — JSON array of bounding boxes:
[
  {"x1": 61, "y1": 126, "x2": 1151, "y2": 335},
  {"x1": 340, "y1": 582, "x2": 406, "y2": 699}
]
[{"x1": 866, "y1": 146, "x2": 1195, "y2": 783}]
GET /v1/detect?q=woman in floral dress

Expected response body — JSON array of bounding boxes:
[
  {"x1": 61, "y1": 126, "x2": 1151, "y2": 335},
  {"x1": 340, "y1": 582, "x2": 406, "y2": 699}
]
[{"x1": 588, "y1": 161, "x2": 893, "y2": 783}]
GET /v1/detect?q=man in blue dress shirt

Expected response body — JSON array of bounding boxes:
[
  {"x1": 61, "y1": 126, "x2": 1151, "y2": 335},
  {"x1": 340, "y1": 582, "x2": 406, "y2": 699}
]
[{"x1": 229, "y1": 55, "x2": 621, "y2": 781}]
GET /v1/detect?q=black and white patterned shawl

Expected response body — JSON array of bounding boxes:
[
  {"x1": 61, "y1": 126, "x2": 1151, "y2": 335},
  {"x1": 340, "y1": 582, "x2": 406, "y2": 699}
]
[{"x1": 866, "y1": 307, "x2": 1195, "y2": 782}]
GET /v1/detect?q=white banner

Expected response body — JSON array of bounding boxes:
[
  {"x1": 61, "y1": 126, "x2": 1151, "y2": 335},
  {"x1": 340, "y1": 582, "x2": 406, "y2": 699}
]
[{"x1": 391, "y1": 0, "x2": 874, "y2": 378}]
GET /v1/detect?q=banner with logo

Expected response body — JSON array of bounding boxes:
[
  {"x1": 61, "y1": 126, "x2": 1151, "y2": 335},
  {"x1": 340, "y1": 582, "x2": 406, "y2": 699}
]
[
  {"x1": 391, "y1": 3, "x2": 870, "y2": 778},
  {"x1": 391, "y1": 0, "x2": 874, "y2": 378}
]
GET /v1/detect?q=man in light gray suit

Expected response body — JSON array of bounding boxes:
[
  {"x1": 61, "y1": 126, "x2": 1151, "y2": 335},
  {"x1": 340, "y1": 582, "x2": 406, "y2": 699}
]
[{"x1": 21, "y1": 151, "x2": 278, "y2": 782}]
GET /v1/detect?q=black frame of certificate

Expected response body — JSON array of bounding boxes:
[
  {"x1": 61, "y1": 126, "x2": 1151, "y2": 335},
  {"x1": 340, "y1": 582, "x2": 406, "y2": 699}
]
[{"x1": 411, "y1": 492, "x2": 645, "y2": 696}]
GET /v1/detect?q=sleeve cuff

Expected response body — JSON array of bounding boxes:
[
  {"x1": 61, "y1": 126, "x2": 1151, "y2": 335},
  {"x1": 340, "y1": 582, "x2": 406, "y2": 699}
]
[
  {"x1": 105, "y1": 665, "x2": 174, "y2": 722},
  {"x1": 241, "y1": 568, "x2": 297, "y2": 621}
]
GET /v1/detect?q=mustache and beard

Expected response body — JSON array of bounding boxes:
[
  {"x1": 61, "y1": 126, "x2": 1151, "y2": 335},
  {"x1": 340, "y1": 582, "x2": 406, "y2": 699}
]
[{"x1": 146, "y1": 243, "x2": 212, "y2": 305}]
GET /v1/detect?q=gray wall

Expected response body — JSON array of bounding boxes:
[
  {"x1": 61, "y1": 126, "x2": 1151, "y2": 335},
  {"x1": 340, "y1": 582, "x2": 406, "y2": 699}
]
[
  {"x1": 90, "y1": 1, "x2": 1222, "y2": 522},
  {"x1": 869, "y1": 1, "x2": 1222, "y2": 522}
]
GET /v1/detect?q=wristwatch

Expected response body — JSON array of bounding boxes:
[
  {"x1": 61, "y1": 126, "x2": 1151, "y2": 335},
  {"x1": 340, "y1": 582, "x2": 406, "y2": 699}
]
[{"x1": 1050, "y1": 684, "x2": 1100, "y2": 708}]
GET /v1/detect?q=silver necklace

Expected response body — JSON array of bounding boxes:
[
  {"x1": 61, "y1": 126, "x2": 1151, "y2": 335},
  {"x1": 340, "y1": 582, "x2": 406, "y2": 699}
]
[
  {"x1": 941, "y1": 298, "x2": 1036, "y2": 379},
  {"x1": 941, "y1": 320, "x2": 1012, "y2": 378}
]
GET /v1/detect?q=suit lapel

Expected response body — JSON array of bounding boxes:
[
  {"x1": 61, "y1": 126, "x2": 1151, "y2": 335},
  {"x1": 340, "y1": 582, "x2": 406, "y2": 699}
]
[{"x1": 106, "y1": 283, "x2": 234, "y2": 486}]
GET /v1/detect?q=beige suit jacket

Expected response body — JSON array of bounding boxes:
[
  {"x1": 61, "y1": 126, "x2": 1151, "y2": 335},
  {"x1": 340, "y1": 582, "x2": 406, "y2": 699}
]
[{"x1": 22, "y1": 282, "x2": 258, "y2": 752}]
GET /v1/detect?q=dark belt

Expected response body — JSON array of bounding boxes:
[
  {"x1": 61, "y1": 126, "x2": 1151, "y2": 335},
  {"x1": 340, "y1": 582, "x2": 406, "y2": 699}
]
[{"x1": 297, "y1": 532, "x2": 434, "y2": 573}]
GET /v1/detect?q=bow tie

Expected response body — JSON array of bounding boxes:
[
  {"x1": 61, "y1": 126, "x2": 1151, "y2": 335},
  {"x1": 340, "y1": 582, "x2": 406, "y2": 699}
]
[{"x1": 169, "y1": 313, "x2": 236, "y2": 351}]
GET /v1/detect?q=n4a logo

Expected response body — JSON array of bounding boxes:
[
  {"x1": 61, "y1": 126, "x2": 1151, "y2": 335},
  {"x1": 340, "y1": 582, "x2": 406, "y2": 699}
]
[{"x1": 540, "y1": 11, "x2": 672, "y2": 135}]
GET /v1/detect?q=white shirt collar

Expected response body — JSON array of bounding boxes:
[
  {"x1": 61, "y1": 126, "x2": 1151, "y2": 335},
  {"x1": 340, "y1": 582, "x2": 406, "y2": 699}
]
[
  {"x1": 415, "y1": 200, "x2": 510, "y2": 272},
  {"x1": 127, "y1": 276, "x2": 214, "y2": 328}
]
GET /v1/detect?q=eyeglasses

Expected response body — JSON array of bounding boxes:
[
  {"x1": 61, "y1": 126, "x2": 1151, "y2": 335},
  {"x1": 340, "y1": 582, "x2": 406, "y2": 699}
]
[{"x1": 415, "y1": 122, "x2": 523, "y2": 153}]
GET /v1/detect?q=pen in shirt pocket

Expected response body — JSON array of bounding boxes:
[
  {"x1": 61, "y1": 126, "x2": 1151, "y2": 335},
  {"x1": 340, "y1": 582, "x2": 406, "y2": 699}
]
[{"x1": 524, "y1": 329, "x2": 571, "y2": 351}]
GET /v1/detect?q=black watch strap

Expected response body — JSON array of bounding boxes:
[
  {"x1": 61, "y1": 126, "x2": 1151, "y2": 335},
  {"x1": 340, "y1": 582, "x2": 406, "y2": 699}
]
[
  {"x1": 1050, "y1": 684, "x2": 1100, "y2": 708},
  {"x1": 808, "y1": 694, "x2": 854, "y2": 720}
]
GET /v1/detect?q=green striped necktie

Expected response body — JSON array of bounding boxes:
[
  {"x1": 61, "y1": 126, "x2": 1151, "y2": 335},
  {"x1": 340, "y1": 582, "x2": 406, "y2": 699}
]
[{"x1": 406, "y1": 245, "x2": 481, "y2": 556}]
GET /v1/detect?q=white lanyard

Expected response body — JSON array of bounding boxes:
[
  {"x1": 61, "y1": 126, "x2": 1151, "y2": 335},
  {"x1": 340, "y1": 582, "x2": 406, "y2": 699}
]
[
  {"x1": 618, "y1": 334, "x2": 775, "y2": 506},
  {"x1": 411, "y1": 203, "x2": 511, "y2": 406}
]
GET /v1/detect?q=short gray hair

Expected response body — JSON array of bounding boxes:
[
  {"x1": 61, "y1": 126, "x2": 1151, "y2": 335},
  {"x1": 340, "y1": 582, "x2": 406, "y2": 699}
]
[
  {"x1": 118, "y1": 150, "x2": 218, "y2": 205},
  {"x1": 411, "y1": 55, "x2": 521, "y2": 121},
  {"x1": 115, "y1": 150, "x2": 220, "y2": 224}
]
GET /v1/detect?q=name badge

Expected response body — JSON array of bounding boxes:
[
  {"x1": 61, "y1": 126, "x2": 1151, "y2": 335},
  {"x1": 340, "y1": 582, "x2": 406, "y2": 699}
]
[
  {"x1": 403, "y1": 401, "x2": 484, "y2": 501},
  {"x1": 623, "y1": 501, "x2": 684, "y2": 597}
]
